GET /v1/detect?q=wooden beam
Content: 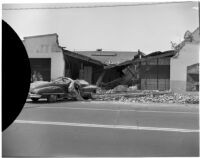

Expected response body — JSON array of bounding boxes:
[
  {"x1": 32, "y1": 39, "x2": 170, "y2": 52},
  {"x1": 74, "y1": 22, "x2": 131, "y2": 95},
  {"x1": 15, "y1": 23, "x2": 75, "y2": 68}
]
[
  {"x1": 96, "y1": 71, "x2": 106, "y2": 86},
  {"x1": 126, "y1": 66, "x2": 135, "y2": 77}
]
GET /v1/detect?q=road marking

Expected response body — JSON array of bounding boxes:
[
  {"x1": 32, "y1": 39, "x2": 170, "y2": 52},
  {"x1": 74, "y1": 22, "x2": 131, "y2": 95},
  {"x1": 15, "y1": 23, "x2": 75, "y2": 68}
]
[
  {"x1": 36, "y1": 106, "x2": 117, "y2": 112},
  {"x1": 34, "y1": 106, "x2": 198, "y2": 114},
  {"x1": 14, "y1": 120, "x2": 199, "y2": 133}
]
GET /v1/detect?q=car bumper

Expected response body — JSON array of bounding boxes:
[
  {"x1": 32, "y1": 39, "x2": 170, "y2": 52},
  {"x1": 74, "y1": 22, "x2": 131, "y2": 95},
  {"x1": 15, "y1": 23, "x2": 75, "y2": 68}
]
[{"x1": 29, "y1": 93, "x2": 42, "y2": 99}]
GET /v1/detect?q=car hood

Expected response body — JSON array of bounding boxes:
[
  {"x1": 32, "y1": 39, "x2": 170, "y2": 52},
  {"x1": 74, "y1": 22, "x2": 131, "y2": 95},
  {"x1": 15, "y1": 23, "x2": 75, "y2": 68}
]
[{"x1": 30, "y1": 81, "x2": 53, "y2": 91}]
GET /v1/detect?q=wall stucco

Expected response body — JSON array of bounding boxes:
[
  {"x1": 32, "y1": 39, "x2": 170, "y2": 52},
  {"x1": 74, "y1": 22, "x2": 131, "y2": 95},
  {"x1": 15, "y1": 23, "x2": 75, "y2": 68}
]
[
  {"x1": 170, "y1": 29, "x2": 199, "y2": 93},
  {"x1": 23, "y1": 34, "x2": 65, "y2": 80}
]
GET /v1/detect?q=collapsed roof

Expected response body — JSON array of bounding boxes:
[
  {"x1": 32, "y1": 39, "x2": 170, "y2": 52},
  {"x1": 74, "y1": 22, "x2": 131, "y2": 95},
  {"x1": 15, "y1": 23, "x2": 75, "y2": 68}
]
[
  {"x1": 74, "y1": 50, "x2": 139, "y2": 65},
  {"x1": 104, "y1": 50, "x2": 175, "y2": 70}
]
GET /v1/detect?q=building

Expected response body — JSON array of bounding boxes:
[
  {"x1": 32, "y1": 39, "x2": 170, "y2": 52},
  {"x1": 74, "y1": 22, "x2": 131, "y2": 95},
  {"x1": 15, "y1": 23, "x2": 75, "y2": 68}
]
[
  {"x1": 23, "y1": 33, "x2": 106, "y2": 84},
  {"x1": 96, "y1": 50, "x2": 145, "y2": 89},
  {"x1": 139, "y1": 51, "x2": 175, "y2": 90},
  {"x1": 74, "y1": 49, "x2": 140, "y2": 88},
  {"x1": 63, "y1": 50, "x2": 105, "y2": 84},
  {"x1": 97, "y1": 50, "x2": 175, "y2": 91},
  {"x1": 170, "y1": 28, "x2": 199, "y2": 94},
  {"x1": 23, "y1": 33, "x2": 65, "y2": 81}
]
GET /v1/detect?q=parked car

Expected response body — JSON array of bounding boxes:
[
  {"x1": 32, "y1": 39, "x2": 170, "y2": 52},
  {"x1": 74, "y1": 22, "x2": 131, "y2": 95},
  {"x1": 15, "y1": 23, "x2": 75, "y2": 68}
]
[{"x1": 29, "y1": 77, "x2": 98, "y2": 102}]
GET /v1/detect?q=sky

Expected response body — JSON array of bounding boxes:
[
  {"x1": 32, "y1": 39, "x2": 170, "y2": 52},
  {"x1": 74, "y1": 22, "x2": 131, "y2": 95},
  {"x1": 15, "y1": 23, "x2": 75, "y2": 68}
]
[{"x1": 2, "y1": 2, "x2": 199, "y2": 54}]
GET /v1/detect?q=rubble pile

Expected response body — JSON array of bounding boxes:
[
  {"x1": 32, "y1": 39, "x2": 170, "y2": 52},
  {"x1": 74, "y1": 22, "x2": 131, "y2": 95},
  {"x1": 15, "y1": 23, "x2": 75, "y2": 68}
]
[
  {"x1": 96, "y1": 85, "x2": 140, "y2": 94},
  {"x1": 95, "y1": 91, "x2": 199, "y2": 104}
]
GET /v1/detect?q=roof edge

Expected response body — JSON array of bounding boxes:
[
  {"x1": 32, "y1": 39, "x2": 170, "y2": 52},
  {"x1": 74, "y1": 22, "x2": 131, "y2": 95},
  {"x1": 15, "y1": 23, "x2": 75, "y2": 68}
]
[
  {"x1": 63, "y1": 49, "x2": 106, "y2": 66},
  {"x1": 104, "y1": 50, "x2": 175, "y2": 69},
  {"x1": 175, "y1": 27, "x2": 199, "y2": 50},
  {"x1": 23, "y1": 33, "x2": 58, "y2": 39},
  {"x1": 75, "y1": 50, "x2": 139, "y2": 53}
]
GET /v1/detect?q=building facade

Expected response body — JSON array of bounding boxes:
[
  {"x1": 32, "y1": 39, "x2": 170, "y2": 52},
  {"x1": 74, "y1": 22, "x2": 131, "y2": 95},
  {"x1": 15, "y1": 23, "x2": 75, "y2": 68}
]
[
  {"x1": 23, "y1": 34, "x2": 65, "y2": 81},
  {"x1": 95, "y1": 50, "x2": 174, "y2": 91},
  {"x1": 170, "y1": 28, "x2": 199, "y2": 94},
  {"x1": 135, "y1": 51, "x2": 175, "y2": 91}
]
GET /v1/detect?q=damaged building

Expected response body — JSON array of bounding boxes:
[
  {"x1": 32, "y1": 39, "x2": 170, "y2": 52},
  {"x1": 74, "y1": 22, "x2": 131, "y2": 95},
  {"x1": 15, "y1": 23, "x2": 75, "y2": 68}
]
[
  {"x1": 95, "y1": 51, "x2": 144, "y2": 89},
  {"x1": 75, "y1": 49, "x2": 139, "y2": 65},
  {"x1": 139, "y1": 51, "x2": 175, "y2": 91},
  {"x1": 97, "y1": 50, "x2": 175, "y2": 91},
  {"x1": 63, "y1": 50, "x2": 105, "y2": 84},
  {"x1": 170, "y1": 27, "x2": 199, "y2": 93},
  {"x1": 75, "y1": 49, "x2": 140, "y2": 89},
  {"x1": 23, "y1": 33, "x2": 105, "y2": 84},
  {"x1": 24, "y1": 32, "x2": 198, "y2": 94}
]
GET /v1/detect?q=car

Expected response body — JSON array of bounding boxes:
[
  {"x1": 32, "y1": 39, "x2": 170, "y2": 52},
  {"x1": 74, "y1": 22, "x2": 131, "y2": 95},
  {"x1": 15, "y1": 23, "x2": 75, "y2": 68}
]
[
  {"x1": 29, "y1": 77, "x2": 98, "y2": 102},
  {"x1": 76, "y1": 79, "x2": 98, "y2": 99}
]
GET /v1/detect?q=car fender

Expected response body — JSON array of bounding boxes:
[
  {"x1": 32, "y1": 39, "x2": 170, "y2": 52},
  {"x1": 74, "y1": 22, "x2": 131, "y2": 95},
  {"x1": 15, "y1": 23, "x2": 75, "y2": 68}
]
[{"x1": 33, "y1": 86, "x2": 65, "y2": 95}]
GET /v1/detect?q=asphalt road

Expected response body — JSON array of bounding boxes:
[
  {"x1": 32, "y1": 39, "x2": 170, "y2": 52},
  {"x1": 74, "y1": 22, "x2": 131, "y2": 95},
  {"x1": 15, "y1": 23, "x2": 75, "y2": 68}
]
[{"x1": 2, "y1": 100, "x2": 199, "y2": 157}]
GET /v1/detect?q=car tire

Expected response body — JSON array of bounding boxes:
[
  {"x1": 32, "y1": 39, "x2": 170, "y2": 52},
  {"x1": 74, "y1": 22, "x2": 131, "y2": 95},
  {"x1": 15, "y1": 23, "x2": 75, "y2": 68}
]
[
  {"x1": 31, "y1": 98, "x2": 39, "y2": 102},
  {"x1": 47, "y1": 95, "x2": 57, "y2": 102},
  {"x1": 83, "y1": 93, "x2": 93, "y2": 100}
]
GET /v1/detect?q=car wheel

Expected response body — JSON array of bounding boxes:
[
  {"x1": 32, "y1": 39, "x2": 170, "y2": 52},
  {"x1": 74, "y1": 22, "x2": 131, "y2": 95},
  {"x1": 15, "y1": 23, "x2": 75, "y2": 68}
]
[
  {"x1": 31, "y1": 98, "x2": 39, "y2": 102},
  {"x1": 83, "y1": 93, "x2": 93, "y2": 100},
  {"x1": 47, "y1": 95, "x2": 57, "y2": 102}
]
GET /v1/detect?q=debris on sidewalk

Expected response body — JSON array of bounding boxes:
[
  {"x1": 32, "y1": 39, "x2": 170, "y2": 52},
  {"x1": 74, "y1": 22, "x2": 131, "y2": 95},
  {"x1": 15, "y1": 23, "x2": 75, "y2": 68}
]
[
  {"x1": 113, "y1": 85, "x2": 128, "y2": 93},
  {"x1": 94, "y1": 87, "x2": 199, "y2": 104}
]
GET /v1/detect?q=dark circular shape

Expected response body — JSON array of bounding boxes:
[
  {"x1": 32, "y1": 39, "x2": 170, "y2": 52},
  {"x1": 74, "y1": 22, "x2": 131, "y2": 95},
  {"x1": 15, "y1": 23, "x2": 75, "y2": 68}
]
[
  {"x1": 47, "y1": 95, "x2": 57, "y2": 102},
  {"x1": 2, "y1": 20, "x2": 31, "y2": 131}
]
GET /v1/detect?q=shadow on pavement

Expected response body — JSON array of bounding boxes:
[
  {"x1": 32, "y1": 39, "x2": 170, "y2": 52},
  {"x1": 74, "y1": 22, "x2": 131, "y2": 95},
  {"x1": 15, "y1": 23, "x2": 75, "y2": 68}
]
[{"x1": 26, "y1": 99, "x2": 93, "y2": 105}]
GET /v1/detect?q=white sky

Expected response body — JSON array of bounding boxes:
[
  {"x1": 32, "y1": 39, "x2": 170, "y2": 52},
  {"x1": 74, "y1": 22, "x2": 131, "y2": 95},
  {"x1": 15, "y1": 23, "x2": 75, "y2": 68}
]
[{"x1": 2, "y1": 1, "x2": 199, "y2": 54}]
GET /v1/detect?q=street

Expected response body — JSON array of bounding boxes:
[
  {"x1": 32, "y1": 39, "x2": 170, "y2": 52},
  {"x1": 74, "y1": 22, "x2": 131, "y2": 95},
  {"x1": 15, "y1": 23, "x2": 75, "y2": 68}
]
[{"x1": 3, "y1": 100, "x2": 199, "y2": 157}]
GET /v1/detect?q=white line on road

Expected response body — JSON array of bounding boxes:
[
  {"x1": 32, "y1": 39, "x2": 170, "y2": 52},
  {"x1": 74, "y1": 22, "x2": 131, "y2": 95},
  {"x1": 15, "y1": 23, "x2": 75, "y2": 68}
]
[
  {"x1": 34, "y1": 106, "x2": 198, "y2": 114},
  {"x1": 14, "y1": 120, "x2": 199, "y2": 133}
]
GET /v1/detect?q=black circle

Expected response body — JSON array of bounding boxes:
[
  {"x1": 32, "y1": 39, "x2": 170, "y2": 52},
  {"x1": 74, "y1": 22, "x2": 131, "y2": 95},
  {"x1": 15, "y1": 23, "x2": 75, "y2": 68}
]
[{"x1": 2, "y1": 20, "x2": 31, "y2": 131}]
